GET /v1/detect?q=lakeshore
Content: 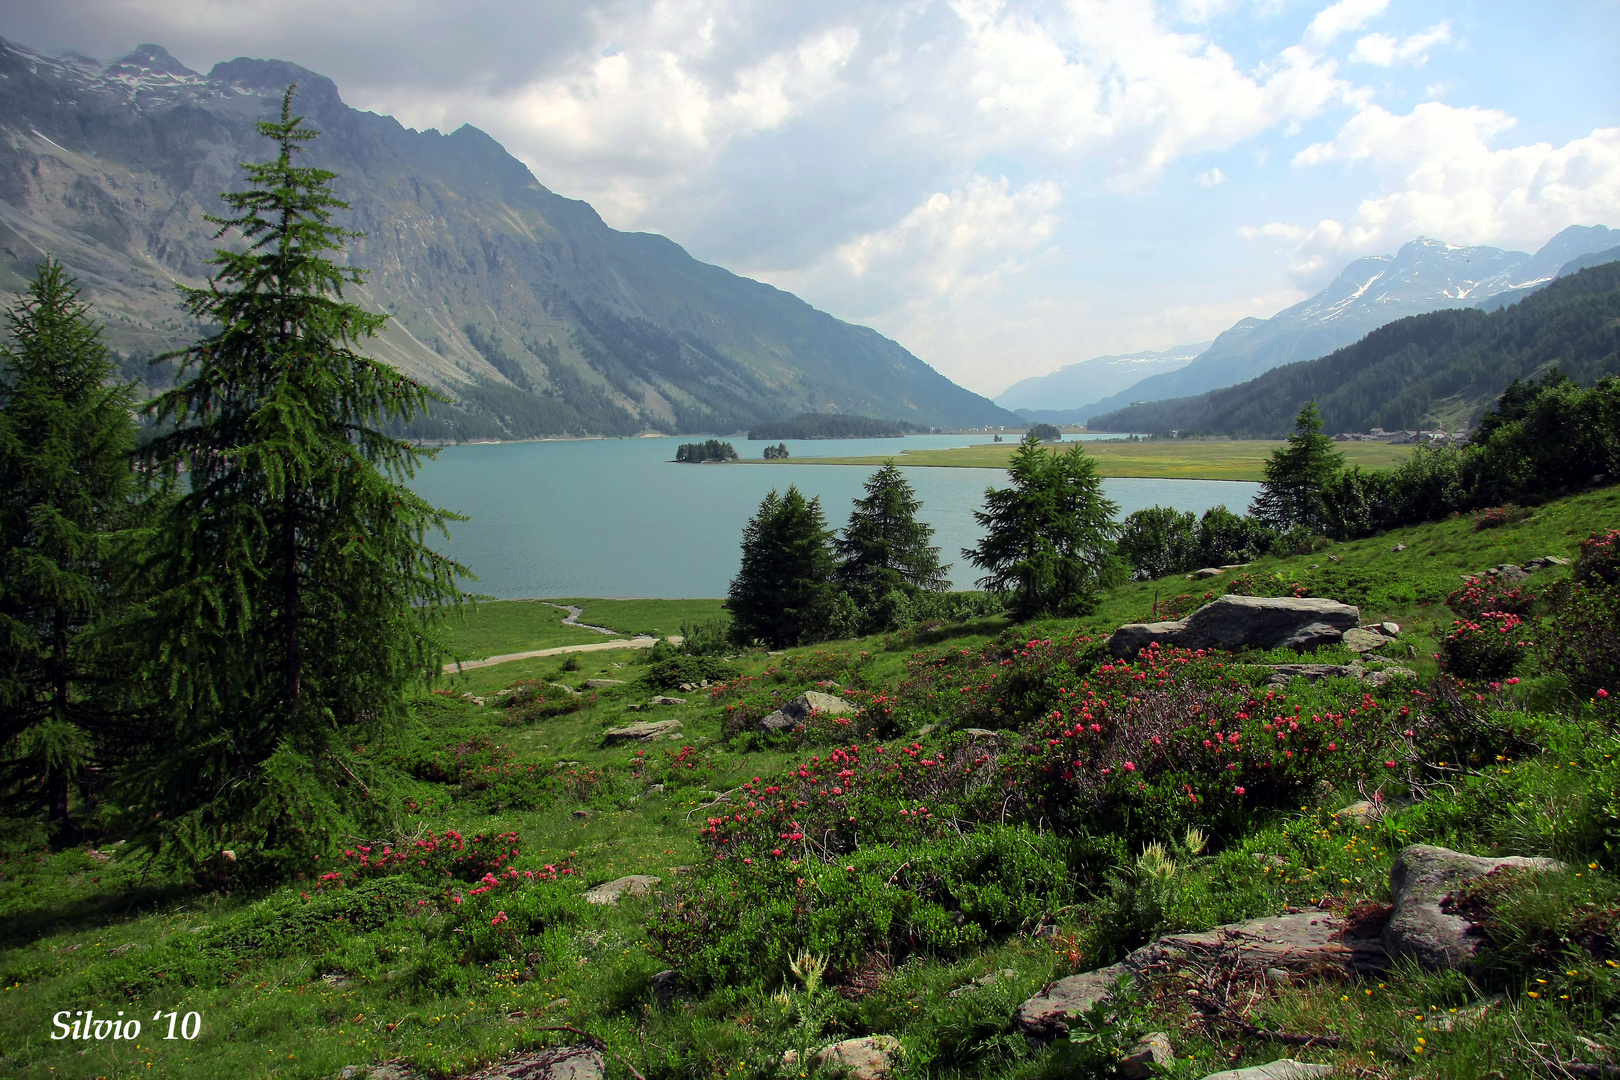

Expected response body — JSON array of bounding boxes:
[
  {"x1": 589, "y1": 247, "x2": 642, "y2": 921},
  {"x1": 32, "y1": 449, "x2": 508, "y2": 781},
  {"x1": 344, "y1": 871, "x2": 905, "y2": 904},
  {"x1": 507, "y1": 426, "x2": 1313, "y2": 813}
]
[{"x1": 759, "y1": 437, "x2": 1415, "y2": 481}]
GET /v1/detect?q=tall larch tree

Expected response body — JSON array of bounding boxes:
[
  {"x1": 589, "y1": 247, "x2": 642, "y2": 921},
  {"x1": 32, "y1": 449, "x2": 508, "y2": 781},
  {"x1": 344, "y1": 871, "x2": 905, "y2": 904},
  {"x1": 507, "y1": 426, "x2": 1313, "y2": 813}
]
[
  {"x1": 727, "y1": 485, "x2": 839, "y2": 648},
  {"x1": 837, "y1": 461, "x2": 948, "y2": 624},
  {"x1": 134, "y1": 88, "x2": 469, "y2": 877},
  {"x1": 1250, "y1": 401, "x2": 1345, "y2": 533},
  {"x1": 0, "y1": 261, "x2": 142, "y2": 835}
]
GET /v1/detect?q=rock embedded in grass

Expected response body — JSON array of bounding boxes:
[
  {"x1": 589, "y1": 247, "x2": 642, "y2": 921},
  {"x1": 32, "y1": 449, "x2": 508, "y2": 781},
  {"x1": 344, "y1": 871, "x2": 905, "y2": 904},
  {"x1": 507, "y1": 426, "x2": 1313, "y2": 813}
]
[
  {"x1": 1119, "y1": 1032, "x2": 1175, "y2": 1079},
  {"x1": 757, "y1": 689, "x2": 858, "y2": 732},
  {"x1": 1383, "y1": 844, "x2": 1564, "y2": 970},
  {"x1": 583, "y1": 875, "x2": 662, "y2": 905},
  {"x1": 454, "y1": 1045, "x2": 606, "y2": 1079},
  {"x1": 602, "y1": 719, "x2": 682, "y2": 744},
  {"x1": 1197, "y1": 1061, "x2": 1334, "y2": 1080},
  {"x1": 782, "y1": 1035, "x2": 901, "y2": 1080},
  {"x1": 583, "y1": 678, "x2": 624, "y2": 689},
  {"x1": 1109, "y1": 595, "x2": 1361, "y2": 658}
]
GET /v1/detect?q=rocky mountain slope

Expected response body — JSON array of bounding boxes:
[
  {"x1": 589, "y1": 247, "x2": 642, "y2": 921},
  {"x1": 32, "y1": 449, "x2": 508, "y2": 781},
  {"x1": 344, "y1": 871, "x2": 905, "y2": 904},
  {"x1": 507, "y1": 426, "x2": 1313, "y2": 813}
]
[
  {"x1": 1088, "y1": 259, "x2": 1620, "y2": 437},
  {"x1": 0, "y1": 39, "x2": 1018, "y2": 438},
  {"x1": 994, "y1": 340, "x2": 1210, "y2": 418},
  {"x1": 1069, "y1": 226, "x2": 1619, "y2": 423}
]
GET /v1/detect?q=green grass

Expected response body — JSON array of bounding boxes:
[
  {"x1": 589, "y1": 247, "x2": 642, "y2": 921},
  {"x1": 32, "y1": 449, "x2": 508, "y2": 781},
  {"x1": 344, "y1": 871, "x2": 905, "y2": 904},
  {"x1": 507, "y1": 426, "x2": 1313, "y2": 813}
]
[
  {"x1": 445, "y1": 600, "x2": 613, "y2": 660},
  {"x1": 554, "y1": 599, "x2": 729, "y2": 638},
  {"x1": 3, "y1": 489, "x2": 1617, "y2": 1079},
  {"x1": 768, "y1": 438, "x2": 1414, "y2": 480}
]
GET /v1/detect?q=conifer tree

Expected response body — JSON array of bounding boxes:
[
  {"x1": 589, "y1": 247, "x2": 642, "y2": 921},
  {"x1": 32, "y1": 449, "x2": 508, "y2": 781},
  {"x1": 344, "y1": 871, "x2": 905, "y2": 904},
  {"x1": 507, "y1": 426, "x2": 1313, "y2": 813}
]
[
  {"x1": 963, "y1": 437, "x2": 1120, "y2": 618},
  {"x1": 134, "y1": 89, "x2": 468, "y2": 876},
  {"x1": 0, "y1": 261, "x2": 142, "y2": 833},
  {"x1": 727, "y1": 485, "x2": 838, "y2": 648},
  {"x1": 1250, "y1": 401, "x2": 1344, "y2": 533},
  {"x1": 837, "y1": 461, "x2": 948, "y2": 611}
]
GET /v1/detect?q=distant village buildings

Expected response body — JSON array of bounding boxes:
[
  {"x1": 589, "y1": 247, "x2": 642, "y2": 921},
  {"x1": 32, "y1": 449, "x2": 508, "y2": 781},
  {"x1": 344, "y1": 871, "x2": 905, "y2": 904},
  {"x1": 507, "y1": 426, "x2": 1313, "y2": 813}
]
[{"x1": 1333, "y1": 428, "x2": 1469, "y2": 445}]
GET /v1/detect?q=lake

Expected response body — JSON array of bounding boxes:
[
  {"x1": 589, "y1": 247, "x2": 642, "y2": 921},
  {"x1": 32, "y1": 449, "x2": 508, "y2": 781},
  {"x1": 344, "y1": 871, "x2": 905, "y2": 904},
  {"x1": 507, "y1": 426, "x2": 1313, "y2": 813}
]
[{"x1": 407, "y1": 434, "x2": 1261, "y2": 599}]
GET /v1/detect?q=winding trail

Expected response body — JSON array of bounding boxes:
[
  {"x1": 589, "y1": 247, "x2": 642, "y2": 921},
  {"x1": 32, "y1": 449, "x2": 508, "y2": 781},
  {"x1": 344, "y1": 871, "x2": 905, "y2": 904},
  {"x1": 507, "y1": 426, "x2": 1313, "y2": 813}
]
[
  {"x1": 538, "y1": 601, "x2": 621, "y2": 636},
  {"x1": 443, "y1": 636, "x2": 665, "y2": 673},
  {"x1": 441, "y1": 600, "x2": 681, "y2": 673}
]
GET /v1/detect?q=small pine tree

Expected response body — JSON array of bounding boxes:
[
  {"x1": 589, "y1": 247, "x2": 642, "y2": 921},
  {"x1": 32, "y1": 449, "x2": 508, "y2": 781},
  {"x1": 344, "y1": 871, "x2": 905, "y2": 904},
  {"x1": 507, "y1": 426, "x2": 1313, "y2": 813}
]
[
  {"x1": 837, "y1": 461, "x2": 948, "y2": 620},
  {"x1": 132, "y1": 89, "x2": 469, "y2": 877},
  {"x1": 963, "y1": 436, "x2": 1121, "y2": 618},
  {"x1": 727, "y1": 485, "x2": 839, "y2": 648},
  {"x1": 1250, "y1": 401, "x2": 1344, "y2": 533},
  {"x1": 0, "y1": 260, "x2": 143, "y2": 834}
]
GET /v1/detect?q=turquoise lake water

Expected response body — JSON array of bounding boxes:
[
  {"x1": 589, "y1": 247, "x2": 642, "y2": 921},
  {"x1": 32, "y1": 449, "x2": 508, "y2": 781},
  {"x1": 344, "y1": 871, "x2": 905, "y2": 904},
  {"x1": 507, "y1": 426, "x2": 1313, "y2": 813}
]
[{"x1": 406, "y1": 434, "x2": 1261, "y2": 599}]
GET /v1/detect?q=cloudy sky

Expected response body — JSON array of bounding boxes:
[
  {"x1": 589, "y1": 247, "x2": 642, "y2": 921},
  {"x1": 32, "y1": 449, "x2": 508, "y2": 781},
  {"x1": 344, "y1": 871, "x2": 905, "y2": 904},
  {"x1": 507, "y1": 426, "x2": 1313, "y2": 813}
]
[{"x1": 4, "y1": 0, "x2": 1618, "y2": 396}]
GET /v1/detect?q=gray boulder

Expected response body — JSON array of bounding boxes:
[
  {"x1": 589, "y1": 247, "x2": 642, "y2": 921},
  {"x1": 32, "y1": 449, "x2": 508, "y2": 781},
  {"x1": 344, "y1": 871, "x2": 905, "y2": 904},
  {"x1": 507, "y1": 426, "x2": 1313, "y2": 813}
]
[
  {"x1": 782, "y1": 1036, "x2": 901, "y2": 1080},
  {"x1": 757, "y1": 689, "x2": 858, "y2": 731},
  {"x1": 584, "y1": 678, "x2": 625, "y2": 689},
  {"x1": 583, "y1": 875, "x2": 662, "y2": 905},
  {"x1": 1110, "y1": 595, "x2": 1361, "y2": 658},
  {"x1": 1198, "y1": 1062, "x2": 1333, "y2": 1080},
  {"x1": 1119, "y1": 1032, "x2": 1175, "y2": 1078},
  {"x1": 602, "y1": 720, "x2": 681, "y2": 744},
  {"x1": 1017, "y1": 911, "x2": 1383, "y2": 1041},
  {"x1": 1383, "y1": 845, "x2": 1563, "y2": 970}
]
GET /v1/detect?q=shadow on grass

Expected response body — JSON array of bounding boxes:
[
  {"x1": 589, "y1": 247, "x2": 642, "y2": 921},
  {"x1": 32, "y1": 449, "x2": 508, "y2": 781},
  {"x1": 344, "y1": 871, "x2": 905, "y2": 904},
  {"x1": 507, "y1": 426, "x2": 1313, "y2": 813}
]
[{"x1": 0, "y1": 880, "x2": 193, "y2": 951}]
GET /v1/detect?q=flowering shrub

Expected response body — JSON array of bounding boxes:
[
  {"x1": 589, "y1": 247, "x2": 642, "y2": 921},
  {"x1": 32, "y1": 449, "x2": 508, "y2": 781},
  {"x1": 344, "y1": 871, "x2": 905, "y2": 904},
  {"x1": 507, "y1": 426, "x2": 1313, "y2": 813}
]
[
  {"x1": 1448, "y1": 575, "x2": 1538, "y2": 618},
  {"x1": 885, "y1": 633, "x2": 1106, "y2": 734},
  {"x1": 313, "y1": 829, "x2": 552, "y2": 890},
  {"x1": 1151, "y1": 591, "x2": 1215, "y2": 621},
  {"x1": 1541, "y1": 533, "x2": 1620, "y2": 692},
  {"x1": 501, "y1": 680, "x2": 597, "y2": 722},
  {"x1": 1440, "y1": 611, "x2": 1531, "y2": 680},
  {"x1": 1574, "y1": 528, "x2": 1620, "y2": 587},
  {"x1": 1472, "y1": 504, "x2": 1533, "y2": 530}
]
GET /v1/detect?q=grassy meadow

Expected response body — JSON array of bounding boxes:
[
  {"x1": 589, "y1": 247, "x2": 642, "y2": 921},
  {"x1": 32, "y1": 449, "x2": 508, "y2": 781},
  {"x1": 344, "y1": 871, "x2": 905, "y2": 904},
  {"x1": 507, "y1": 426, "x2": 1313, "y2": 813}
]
[
  {"x1": 773, "y1": 438, "x2": 1415, "y2": 480},
  {"x1": 2, "y1": 487, "x2": 1617, "y2": 1079}
]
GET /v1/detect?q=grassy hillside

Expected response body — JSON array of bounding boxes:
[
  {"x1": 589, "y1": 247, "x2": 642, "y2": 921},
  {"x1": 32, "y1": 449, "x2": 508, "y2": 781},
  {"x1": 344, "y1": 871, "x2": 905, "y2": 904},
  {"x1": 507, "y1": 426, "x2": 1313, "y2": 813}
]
[
  {"x1": 776, "y1": 438, "x2": 1413, "y2": 480},
  {"x1": 2, "y1": 488, "x2": 1617, "y2": 1079},
  {"x1": 1088, "y1": 261, "x2": 1620, "y2": 437}
]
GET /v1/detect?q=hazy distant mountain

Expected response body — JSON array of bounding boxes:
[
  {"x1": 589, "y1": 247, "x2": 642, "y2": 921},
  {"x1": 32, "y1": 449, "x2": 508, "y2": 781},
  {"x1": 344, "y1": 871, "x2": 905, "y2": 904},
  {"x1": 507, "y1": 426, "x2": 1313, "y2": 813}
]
[
  {"x1": 1086, "y1": 260, "x2": 1620, "y2": 438},
  {"x1": 994, "y1": 341, "x2": 1210, "y2": 415},
  {"x1": 0, "y1": 39, "x2": 1018, "y2": 438},
  {"x1": 1073, "y1": 227, "x2": 1619, "y2": 422}
]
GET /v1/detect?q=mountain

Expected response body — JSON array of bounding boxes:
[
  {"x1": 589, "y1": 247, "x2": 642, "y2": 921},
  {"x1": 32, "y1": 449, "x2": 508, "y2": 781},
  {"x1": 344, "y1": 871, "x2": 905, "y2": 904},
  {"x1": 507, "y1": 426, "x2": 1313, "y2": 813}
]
[
  {"x1": 994, "y1": 340, "x2": 1210, "y2": 415},
  {"x1": 0, "y1": 39, "x2": 1019, "y2": 438},
  {"x1": 1085, "y1": 260, "x2": 1620, "y2": 438},
  {"x1": 1070, "y1": 227, "x2": 1620, "y2": 423}
]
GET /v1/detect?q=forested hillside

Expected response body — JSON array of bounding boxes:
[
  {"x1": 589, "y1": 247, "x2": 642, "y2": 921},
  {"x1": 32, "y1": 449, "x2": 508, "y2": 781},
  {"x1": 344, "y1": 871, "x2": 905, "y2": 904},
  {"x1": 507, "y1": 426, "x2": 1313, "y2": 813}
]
[{"x1": 1089, "y1": 261, "x2": 1620, "y2": 437}]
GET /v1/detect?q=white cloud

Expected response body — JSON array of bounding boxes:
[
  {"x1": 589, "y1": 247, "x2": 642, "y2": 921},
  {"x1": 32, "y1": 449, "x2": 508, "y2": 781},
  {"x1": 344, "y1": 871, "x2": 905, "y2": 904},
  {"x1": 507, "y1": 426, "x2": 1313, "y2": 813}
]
[
  {"x1": 1274, "y1": 103, "x2": 1620, "y2": 279},
  {"x1": 1350, "y1": 22, "x2": 1450, "y2": 67},
  {"x1": 1303, "y1": 0, "x2": 1388, "y2": 47},
  {"x1": 1197, "y1": 166, "x2": 1226, "y2": 187}
]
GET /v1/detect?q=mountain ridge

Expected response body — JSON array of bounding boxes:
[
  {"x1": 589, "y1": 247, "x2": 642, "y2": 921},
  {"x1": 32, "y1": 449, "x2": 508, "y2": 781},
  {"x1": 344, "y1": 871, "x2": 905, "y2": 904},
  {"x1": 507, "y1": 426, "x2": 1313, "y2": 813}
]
[
  {"x1": 995, "y1": 340, "x2": 1210, "y2": 415},
  {"x1": 0, "y1": 38, "x2": 1019, "y2": 438},
  {"x1": 1063, "y1": 227, "x2": 1619, "y2": 423},
  {"x1": 1086, "y1": 260, "x2": 1620, "y2": 438}
]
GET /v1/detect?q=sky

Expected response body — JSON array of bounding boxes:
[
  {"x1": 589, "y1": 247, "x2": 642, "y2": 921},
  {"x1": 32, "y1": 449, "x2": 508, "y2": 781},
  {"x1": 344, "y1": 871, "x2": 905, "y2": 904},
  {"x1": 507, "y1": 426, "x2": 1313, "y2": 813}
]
[{"x1": 3, "y1": 0, "x2": 1619, "y2": 397}]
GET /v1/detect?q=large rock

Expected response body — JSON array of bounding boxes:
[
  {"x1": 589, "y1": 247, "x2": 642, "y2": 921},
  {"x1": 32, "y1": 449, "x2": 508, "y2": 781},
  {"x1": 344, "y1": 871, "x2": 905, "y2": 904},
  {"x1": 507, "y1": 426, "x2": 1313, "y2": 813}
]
[
  {"x1": 583, "y1": 875, "x2": 661, "y2": 905},
  {"x1": 1110, "y1": 596, "x2": 1361, "y2": 658},
  {"x1": 602, "y1": 720, "x2": 682, "y2": 744},
  {"x1": 1017, "y1": 911, "x2": 1383, "y2": 1041},
  {"x1": 1119, "y1": 1032, "x2": 1175, "y2": 1078},
  {"x1": 455, "y1": 1046, "x2": 605, "y2": 1080},
  {"x1": 757, "y1": 690, "x2": 858, "y2": 732},
  {"x1": 1383, "y1": 845, "x2": 1562, "y2": 970},
  {"x1": 782, "y1": 1036, "x2": 900, "y2": 1080}
]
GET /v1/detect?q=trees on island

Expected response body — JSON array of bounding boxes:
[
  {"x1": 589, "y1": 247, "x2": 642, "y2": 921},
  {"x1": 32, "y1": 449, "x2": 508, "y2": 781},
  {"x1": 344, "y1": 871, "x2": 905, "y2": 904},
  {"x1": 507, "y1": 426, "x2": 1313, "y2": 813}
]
[{"x1": 675, "y1": 439, "x2": 739, "y2": 462}]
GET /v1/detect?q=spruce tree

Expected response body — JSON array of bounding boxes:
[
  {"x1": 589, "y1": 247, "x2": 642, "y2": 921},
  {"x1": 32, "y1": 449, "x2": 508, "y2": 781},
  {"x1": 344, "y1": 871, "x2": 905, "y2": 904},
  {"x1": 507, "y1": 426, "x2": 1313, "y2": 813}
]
[
  {"x1": 963, "y1": 437, "x2": 1120, "y2": 618},
  {"x1": 727, "y1": 486, "x2": 838, "y2": 648},
  {"x1": 134, "y1": 89, "x2": 468, "y2": 876},
  {"x1": 0, "y1": 261, "x2": 142, "y2": 833},
  {"x1": 1250, "y1": 401, "x2": 1344, "y2": 533},
  {"x1": 837, "y1": 461, "x2": 948, "y2": 623}
]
